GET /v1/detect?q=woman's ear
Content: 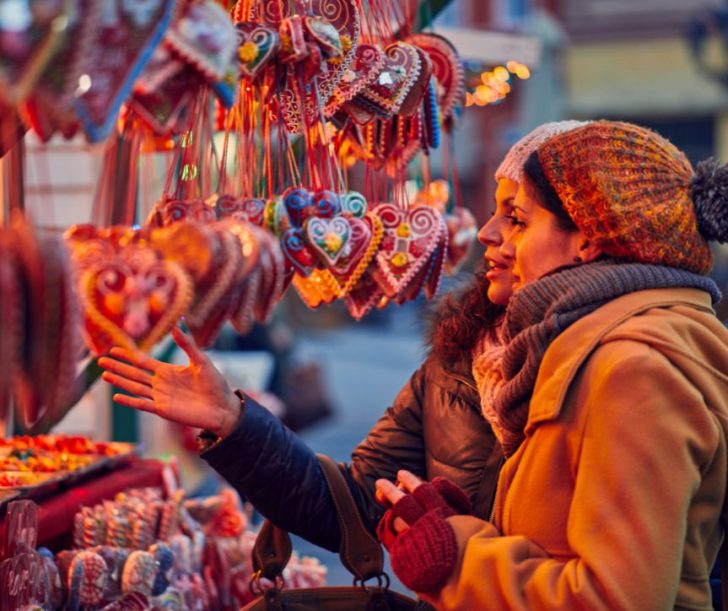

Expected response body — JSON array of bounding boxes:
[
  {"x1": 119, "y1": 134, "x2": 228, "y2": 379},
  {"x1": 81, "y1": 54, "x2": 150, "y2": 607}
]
[{"x1": 577, "y1": 237, "x2": 602, "y2": 263}]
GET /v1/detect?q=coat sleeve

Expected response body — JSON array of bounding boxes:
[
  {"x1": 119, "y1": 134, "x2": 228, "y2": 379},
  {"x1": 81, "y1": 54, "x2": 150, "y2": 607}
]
[
  {"x1": 201, "y1": 362, "x2": 429, "y2": 551},
  {"x1": 425, "y1": 341, "x2": 721, "y2": 611}
]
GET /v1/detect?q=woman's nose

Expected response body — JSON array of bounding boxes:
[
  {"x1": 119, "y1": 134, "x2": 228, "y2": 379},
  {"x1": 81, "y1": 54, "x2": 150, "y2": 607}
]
[{"x1": 477, "y1": 217, "x2": 500, "y2": 246}]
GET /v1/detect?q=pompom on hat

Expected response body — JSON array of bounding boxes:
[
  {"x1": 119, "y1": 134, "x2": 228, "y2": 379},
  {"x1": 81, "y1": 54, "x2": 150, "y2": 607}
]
[
  {"x1": 532, "y1": 120, "x2": 728, "y2": 275},
  {"x1": 495, "y1": 120, "x2": 591, "y2": 183}
]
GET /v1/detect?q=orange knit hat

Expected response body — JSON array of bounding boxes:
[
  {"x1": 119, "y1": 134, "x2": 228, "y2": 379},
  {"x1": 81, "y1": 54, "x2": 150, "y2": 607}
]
[{"x1": 533, "y1": 121, "x2": 719, "y2": 274}]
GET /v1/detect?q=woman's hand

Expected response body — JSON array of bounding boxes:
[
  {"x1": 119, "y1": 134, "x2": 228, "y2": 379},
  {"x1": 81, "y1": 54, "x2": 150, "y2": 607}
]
[
  {"x1": 98, "y1": 327, "x2": 242, "y2": 438},
  {"x1": 375, "y1": 470, "x2": 424, "y2": 533}
]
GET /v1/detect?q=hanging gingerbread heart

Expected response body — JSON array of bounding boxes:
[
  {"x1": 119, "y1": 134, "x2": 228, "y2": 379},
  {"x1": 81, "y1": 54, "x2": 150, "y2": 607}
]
[
  {"x1": 280, "y1": 227, "x2": 317, "y2": 277},
  {"x1": 292, "y1": 269, "x2": 340, "y2": 309},
  {"x1": 251, "y1": 226, "x2": 286, "y2": 323},
  {"x1": 339, "y1": 190, "x2": 368, "y2": 218},
  {"x1": 407, "y1": 32, "x2": 465, "y2": 124},
  {"x1": 359, "y1": 42, "x2": 422, "y2": 117},
  {"x1": 311, "y1": 189, "x2": 341, "y2": 218},
  {"x1": 330, "y1": 213, "x2": 383, "y2": 296},
  {"x1": 305, "y1": 217, "x2": 351, "y2": 267},
  {"x1": 344, "y1": 267, "x2": 384, "y2": 321},
  {"x1": 372, "y1": 203, "x2": 444, "y2": 298},
  {"x1": 278, "y1": 0, "x2": 359, "y2": 133},
  {"x1": 185, "y1": 229, "x2": 243, "y2": 348},
  {"x1": 74, "y1": 0, "x2": 176, "y2": 142},
  {"x1": 398, "y1": 47, "x2": 432, "y2": 118},
  {"x1": 81, "y1": 246, "x2": 193, "y2": 355},
  {"x1": 152, "y1": 199, "x2": 217, "y2": 226},
  {"x1": 216, "y1": 195, "x2": 266, "y2": 225},
  {"x1": 282, "y1": 187, "x2": 313, "y2": 228},
  {"x1": 164, "y1": 0, "x2": 238, "y2": 83},
  {"x1": 326, "y1": 43, "x2": 385, "y2": 116},
  {"x1": 0, "y1": 0, "x2": 70, "y2": 106},
  {"x1": 236, "y1": 21, "x2": 279, "y2": 81},
  {"x1": 445, "y1": 206, "x2": 477, "y2": 272},
  {"x1": 21, "y1": 0, "x2": 100, "y2": 141}
]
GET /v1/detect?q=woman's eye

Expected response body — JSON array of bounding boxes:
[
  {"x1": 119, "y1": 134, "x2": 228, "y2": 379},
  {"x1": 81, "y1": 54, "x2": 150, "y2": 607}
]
[{"x1": 506, "y1": 214, "x2": 525, "y2": 228}]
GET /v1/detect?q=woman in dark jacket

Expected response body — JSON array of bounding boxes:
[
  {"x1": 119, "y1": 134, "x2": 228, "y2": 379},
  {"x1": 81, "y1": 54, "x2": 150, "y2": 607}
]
[{"x1": 97, "y1": 122, "x2": 585, "y2": 552}]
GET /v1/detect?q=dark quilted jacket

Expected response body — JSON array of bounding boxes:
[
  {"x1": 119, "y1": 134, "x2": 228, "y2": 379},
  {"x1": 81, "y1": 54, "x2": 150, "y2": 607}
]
[{"x1": 201, "y1": 353, "x2": 503, "y2": 552}]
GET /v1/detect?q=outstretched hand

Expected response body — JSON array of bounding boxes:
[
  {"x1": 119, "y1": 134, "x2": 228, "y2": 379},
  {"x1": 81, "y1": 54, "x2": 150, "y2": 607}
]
[{"x1": 98, "y1": 327, "x2": 242, "y2": 438}]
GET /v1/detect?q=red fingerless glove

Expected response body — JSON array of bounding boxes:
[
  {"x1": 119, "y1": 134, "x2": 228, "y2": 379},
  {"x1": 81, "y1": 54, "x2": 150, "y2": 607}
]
[
  {"x1": 375, "y1": 477, "x2": 471, "y2": 592},
  {"x1": 376, "y1": 477, "x2": 471, "y2": 550}
]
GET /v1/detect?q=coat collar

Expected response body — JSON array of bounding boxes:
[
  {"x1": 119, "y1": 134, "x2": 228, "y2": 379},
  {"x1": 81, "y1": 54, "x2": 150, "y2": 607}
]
[{"x1": 525, "y1": 288, "x2": 715, "y2": 433}]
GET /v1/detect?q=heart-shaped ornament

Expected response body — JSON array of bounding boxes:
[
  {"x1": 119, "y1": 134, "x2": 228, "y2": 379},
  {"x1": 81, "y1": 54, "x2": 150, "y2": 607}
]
[
  {"x1": 311, "y1": 189, "x2": 341, "y2": 219},
  {"x1": 236, "y1": 21, "x2": 279, "y2": 81},
  {"x1": 330, "y1": 213, "x2": 383, "y2": 296},
  {"x1": 0, "y1": 0, "x2": 69, "y2": 105},
  {"x1": 372, "y1": 203, "x2": 444, "y2": 298},
  {"x1": 215, "y1": 195, "x2": 266, "y2": 225},
  {"x1": 340, "y1": 190, "x2": 368, "y2": 218},
  {"x1": 327, "y1": 43, "x2": 384, "y2": 115},
  {"x1": 164, "y1": 0, "x2": 238, "y2": 82},
  {"x1": 398, "y1": 47, "x2": 432, "y2": 117},
  {"x1": 280, "y1": 227, "x2": 317, "y2": 277},
  {"x1": 305, "y1": 217, "x2": 351, "y2": 267},
  {"x1": 81, "y1": 248, "x2": 192, "y2": 355},
  {"x1": 407, "y1": 33, "x2": 465, "y2": 123},
  {"x1": 74, "y1": 0, "x2": 176, "y2": 142},
  {"x1": 360, "y1": 42, "x2": 422, "y2": 117},
  {"x1": 130, "y1": 67, "x2": 200, "y2": 136},
  {"x1": 282, "y1": 187, "x2": 313, "y2": 228},
  {"x1": 0, "y1": 233, "x2": 23, "y2": 427},
  {"x1": 344, "y1": 268, "x2": 384, "y2": 320},
  {"x1": 445, "y1": 206, "x2": 477, "y2": 272},
  {"x1": 156, "y1": 199, "x2": 217, "y2": 226},
  {"x1": 292, "y1": 269, "x2": 340, "y2": 309},
  {"x1": 279, "y1": 0, "x2": 359, "y2": 133}
]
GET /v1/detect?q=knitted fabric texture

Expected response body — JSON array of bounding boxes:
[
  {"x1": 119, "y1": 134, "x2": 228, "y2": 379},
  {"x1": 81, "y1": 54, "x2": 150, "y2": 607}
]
[
  {"x1": 492, "y1": 259, "x2": 721, "y2": 456},
  {"x1": 471, "y1": 327, "x2": 509, "y2": 448},
  {"x1": 390, "y1": 510, "x2": 458, "y2": 593},
  {"x1": 535, "y1": 120, "x2": 713, "y2": 274},
  {"x1": 495, "y1": 120, "x2": 591, "y2": 183}
]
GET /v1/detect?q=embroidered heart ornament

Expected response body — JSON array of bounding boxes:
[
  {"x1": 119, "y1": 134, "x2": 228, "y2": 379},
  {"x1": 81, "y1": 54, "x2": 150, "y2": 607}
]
[
  {"x1": 372, "y1": 203, "x2": 443, "y2": 298},
  {"x1": 165, "y1": 0, "x2": 238, "y2": 82},
  {"x1": 74, "y1": 0, "x2": 176, "y2": 142},
  {"x1": 81, "y1": 251, "x2": 192, "y2": 355},
  {"x1": 236, "y1": 21, "x2": 279, "y2": 81},
  {"x1": 216, "y1": 195, "x2": 266, "y2": 225},
  {"x1": 340, "y1": 190, "x2": 368, "y2": 218},
  {"x1": 282, "y1": 187, "x2": 314, "y2": 228},
  {"x1": 305, "y1": 217, "x2": 351, "y2": 267},
  {"x1": 331, "y1": 213, "x2": 383, "y2": 296},
  {"x1": 407, "y1": 32, "x2": 465, "y2": 123},
  {"x1": 280, "y1": 227, "x2": 318, "y2": 277},
  {"x1": 327, "y1": 44, "x2": 385, "y2": 115},
  {"x1": 344, "y1": 268, "x2": 384, "y2": 320},
  {"x1": 311, "y1": 189, "x2": 341, "y2": 218},
  {"x1": 160, "y1": 199, "x2": 217, "y2": 226},
  {"x1": 0, "y1": 0, "x2": 68, "y2": 105},
  {"x1": 360, "y1": 42, "x2": 422, "y2": 117}
]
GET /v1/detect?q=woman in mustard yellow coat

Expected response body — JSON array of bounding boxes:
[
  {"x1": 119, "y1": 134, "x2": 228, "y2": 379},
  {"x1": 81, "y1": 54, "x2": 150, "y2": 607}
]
[{"x1": 377, "y1": 121, "x2": 728, "y2": 610}]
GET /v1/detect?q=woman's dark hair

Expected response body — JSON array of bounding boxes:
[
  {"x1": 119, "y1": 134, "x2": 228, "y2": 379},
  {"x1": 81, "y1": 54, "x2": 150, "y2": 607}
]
[
  {"x1": 429, "y1": 272, "x2": 504, "y2": 363},
  {"x1": 523, "y1": 151, "x2": 578, "y2": 232}
]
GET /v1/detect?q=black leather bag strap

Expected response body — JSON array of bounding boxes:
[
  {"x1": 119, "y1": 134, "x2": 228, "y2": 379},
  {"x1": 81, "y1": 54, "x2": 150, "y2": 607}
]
[{"x1": 317, "y1": 453, "x2": 385, "y2": 582}]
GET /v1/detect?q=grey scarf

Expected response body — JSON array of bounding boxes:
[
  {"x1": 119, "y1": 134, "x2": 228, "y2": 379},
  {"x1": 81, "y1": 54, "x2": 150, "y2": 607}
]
[{"x1": 493, "y1": 259, "x2": 721, "y2": 456}]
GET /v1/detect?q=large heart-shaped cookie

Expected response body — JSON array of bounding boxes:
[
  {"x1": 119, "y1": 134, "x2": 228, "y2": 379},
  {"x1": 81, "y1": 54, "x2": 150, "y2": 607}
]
[
  {"x1": 407, "y1": 33, "x2": 465, "y2": 123},
  {"x1": 81, "y1": 247, "x2": 192, "y2": 355},
  {"x1": 165, "y1": 0, "x2": 238, "y2": 82},
  {"x1": 330, "y1": 213, "x2": 383, "y2": 296},
  {"x1": 280, "y1": 227, "x2": 317, "y2": 277},
  {"x1": 236, "y1": 21, "x2": 279, "y2": 81},
  {"x1": 372, "y1": 203, "x2": 444, "y2": 298},
  {"x1": 278, "y1": 0, "x2": 360, "y2": 133},
  {"x1": 344, "y1": 268, "x2": 384, "y2": 320},
  {"x1": 215, "y1": 195, "x2": 266, "y2": 225},
  {"x1": 74, "y1": 0, "x2": 176, "y2": 142},
  {"x1": 359, "y1": 42, "x2": 422, "y2": 117},
  {"x1": 0, "y1": 0, "x2": 69, "y2": 105},
  {"x1": 305, "y1": 217, "x2": 351, "y2": 267},
  {"x1": 327, "y1": 44, "x2": 385, "y2": 115}
]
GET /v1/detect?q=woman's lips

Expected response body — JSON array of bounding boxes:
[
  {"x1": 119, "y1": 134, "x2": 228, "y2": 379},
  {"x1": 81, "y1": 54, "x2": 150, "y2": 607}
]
[{"x1": 485, "y1": 259, "x2": 509, "y2": 281}]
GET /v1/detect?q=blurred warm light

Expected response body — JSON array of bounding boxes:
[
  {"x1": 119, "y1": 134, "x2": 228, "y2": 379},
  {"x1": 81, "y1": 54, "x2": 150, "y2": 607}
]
[
  {"x1": 465, "y1": 91, "x2": 474, "y2": 107},
  {"x1": 480, "y1": 71, "x2": 494, "y2": 84},
  {"x1": 493, "y1": 81, "x2": 511, "y2": 95},
  {"x1": 506, "y1": 60, "x2": 520, "y2": 72},
  {"x1": 515, "y1": 65, "x2": 530, "y2": 79},
  {"x1": 494, "y1": 66, "x2": 510, "y2": 82}
]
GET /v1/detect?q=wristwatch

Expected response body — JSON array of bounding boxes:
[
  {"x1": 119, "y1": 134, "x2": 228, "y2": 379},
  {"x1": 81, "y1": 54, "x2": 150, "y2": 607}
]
[{"x1": 195, "y1": 389, "x2": 246, "y2": 453}]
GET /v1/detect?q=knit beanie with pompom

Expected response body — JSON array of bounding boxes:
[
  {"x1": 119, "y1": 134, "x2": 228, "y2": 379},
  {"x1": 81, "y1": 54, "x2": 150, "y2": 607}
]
[{"x1": 531, "y1": 120, "x2": 728, "y2": 275}]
